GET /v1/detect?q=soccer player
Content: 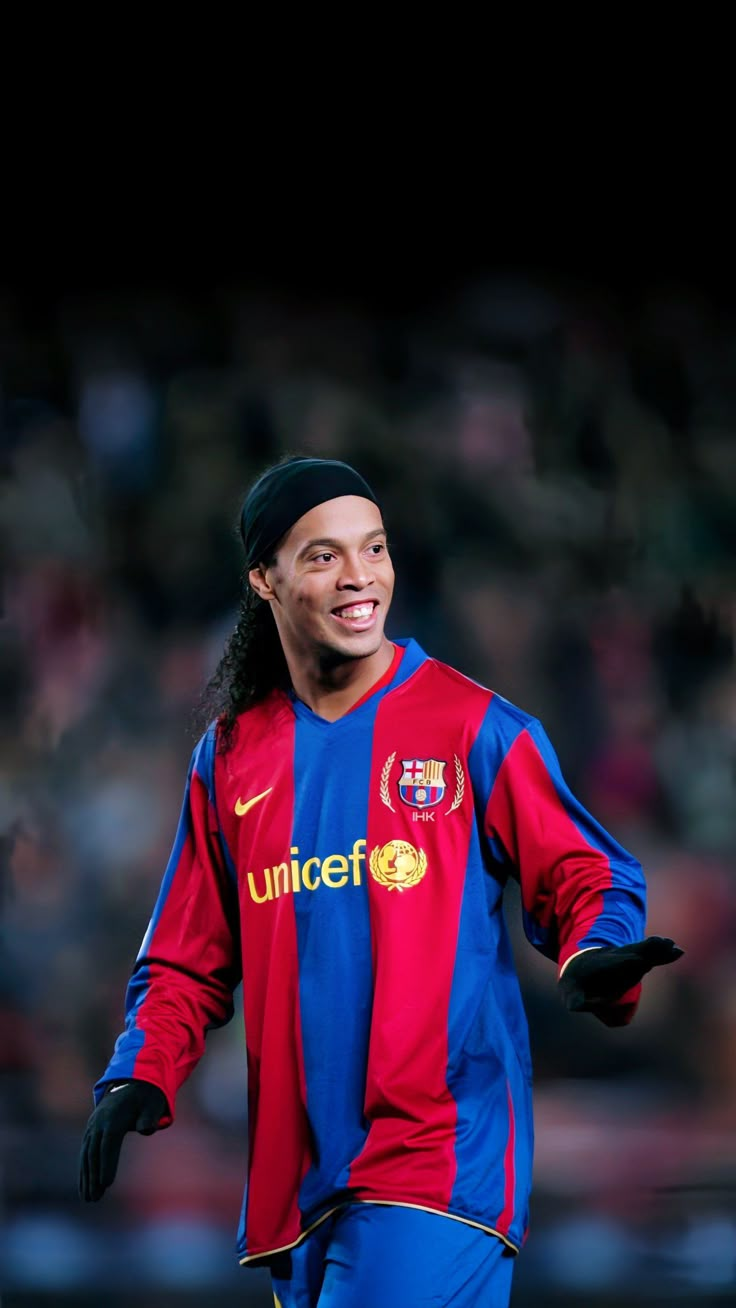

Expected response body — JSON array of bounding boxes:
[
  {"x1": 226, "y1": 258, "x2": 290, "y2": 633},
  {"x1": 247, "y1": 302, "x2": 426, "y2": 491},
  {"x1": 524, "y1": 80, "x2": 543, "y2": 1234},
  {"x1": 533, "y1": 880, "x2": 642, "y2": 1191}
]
[{"x1": 79, "y1": 457, "x2": 683, "y2": 1308}]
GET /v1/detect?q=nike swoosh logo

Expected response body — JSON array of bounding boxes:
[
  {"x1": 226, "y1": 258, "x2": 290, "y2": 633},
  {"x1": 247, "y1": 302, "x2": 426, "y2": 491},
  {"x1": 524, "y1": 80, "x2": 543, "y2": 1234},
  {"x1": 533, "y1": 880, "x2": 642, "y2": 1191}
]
[
  {"x1": 109, "y1": 1084, "x2": 128, "y2": 1094},
  {"x1": 235, "y1": 787, "x2": 273, "y2": 817}
]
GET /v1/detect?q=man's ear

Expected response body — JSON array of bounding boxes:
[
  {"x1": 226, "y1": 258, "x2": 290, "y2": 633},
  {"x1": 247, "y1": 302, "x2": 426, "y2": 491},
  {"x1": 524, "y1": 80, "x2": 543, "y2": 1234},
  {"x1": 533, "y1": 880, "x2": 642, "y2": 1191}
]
[{"x1": 248, "y1": 565, "x2": 276, "y2": 602}]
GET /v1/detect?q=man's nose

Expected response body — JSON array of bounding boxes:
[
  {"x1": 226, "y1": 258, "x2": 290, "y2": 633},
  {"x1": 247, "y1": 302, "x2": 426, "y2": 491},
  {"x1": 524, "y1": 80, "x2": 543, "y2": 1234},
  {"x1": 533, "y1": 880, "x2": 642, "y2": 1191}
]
[{"x1": 337, "y1": 553, "x2": 374, "y2": 590}]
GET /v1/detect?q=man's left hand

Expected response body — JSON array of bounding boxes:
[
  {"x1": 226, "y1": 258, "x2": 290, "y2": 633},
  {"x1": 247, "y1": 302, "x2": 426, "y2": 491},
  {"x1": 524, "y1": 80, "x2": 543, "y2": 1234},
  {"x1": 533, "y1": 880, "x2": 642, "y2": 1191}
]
[{"x1": 559, "y1": 936, "x2": 684, "y2": 1020}]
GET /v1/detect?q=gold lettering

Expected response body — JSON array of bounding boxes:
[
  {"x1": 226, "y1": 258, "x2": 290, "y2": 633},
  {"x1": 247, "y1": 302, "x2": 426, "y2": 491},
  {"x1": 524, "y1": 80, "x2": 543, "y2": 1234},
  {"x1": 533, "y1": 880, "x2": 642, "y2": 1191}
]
[
  {"x1": 247, "y1": 868, "x2": 272, "y2": 903},
  {"x1": 301, "y1": 858, "x2": 321, "y2": 891},
  {"x1": 290, "y1": 848, "x2": 301, "y2": 893},
  {"x1": 247, "y1": 843, "x2": 368, "y2": 903},
  {"x1": 350, "y1": 838, "x2": 366, "y2": 885},
  {"x1": 271, "y1": 863, "x2": 289, "y2": 898},
  {"x1": 321, "y1": 853, "x2": 349, "y2": 889}
]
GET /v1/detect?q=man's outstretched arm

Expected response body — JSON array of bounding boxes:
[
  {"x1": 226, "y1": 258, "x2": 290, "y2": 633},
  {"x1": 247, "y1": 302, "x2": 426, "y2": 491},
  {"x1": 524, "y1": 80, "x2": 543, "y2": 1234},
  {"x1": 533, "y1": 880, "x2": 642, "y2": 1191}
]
[
  {"x1": 480, "y1": 709, "x2": 683, "y2": 1022},
  {"x1": 80, "y1": 727, "x2": 241, "y2": 1198}
]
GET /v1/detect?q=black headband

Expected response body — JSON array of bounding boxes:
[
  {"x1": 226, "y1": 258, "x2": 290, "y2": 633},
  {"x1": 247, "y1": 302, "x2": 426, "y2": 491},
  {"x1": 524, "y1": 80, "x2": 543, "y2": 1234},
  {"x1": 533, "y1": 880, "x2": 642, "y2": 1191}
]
[{"x1": 240, "y1": 457, "x2": 380, "y2": 568}]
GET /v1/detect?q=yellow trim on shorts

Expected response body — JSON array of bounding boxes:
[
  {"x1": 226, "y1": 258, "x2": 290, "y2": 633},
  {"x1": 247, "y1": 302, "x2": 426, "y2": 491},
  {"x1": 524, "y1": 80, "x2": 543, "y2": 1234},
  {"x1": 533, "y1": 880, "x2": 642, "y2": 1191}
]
[
  {"x1": 354, "y1": 1201, "x2": 519, "y2": 1253},
  {"x1": 240, "y1": 1206, "x2": 344, "y2": 1264},
  {"x1": 239, "y1": 1200, "x2": 519, "y2": 1264}
]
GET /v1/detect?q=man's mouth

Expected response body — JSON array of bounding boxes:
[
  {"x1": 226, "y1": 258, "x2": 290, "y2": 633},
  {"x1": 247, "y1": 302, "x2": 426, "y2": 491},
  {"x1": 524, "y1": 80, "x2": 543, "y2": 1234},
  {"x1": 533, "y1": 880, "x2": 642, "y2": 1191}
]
[{"x1": 330, "y1": 600, "x2": 379, "y2": 631}]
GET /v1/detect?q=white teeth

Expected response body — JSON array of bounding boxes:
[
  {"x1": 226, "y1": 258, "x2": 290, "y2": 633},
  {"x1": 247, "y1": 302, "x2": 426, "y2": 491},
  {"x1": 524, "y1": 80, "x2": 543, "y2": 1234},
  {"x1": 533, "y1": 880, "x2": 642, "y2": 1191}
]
[{"x1": 336, "y1": 604, "x2": 374, "y2": 619}]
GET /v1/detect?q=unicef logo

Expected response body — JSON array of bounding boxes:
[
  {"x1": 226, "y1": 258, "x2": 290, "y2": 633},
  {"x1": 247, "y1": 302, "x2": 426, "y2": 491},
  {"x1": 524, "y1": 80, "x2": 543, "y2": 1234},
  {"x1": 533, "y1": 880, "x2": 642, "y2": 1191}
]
[{"x1": 369, "y1": 840, "x2": 428, "y2": 892}]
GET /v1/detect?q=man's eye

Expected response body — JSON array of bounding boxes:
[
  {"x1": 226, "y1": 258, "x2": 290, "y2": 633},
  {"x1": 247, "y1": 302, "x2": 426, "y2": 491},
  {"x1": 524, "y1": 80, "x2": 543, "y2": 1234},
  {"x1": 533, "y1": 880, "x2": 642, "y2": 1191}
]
[
  {"x1": 313, "y1": 553, "x2": 334, "y2": 563},
  {"x1": 369, "y1": 543, "x2": 385, "y2": 555}
]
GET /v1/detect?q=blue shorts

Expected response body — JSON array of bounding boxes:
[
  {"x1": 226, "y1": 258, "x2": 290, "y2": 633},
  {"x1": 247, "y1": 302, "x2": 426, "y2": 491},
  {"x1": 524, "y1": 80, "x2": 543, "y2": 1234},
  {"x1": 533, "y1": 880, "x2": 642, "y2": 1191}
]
[{"x1": 270, "y1": 1203, "x2": 516, "y2": 1308}]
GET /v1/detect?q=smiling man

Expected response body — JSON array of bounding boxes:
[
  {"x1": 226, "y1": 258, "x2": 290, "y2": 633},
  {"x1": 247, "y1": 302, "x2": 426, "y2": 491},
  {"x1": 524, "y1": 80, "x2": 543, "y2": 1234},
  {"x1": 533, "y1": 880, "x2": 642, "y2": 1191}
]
[
  {"x1": 247, "y1": 482, "x2": 396, "y2": 721},
  {"x1": 79, "y1": 456, "x2": 683, "y2": 1308}
]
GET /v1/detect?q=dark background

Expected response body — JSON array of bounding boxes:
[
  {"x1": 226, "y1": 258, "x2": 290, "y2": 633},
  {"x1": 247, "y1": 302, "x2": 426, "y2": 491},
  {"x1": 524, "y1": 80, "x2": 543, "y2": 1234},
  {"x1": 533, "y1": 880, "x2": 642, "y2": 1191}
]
[{"x1": 2, "y1": 244, "x2": 735, "y2": 1306}]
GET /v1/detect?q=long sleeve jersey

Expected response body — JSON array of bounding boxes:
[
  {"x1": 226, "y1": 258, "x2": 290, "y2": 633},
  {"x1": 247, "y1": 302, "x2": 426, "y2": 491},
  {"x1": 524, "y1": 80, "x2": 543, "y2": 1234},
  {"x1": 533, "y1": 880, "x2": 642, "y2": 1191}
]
[{"x1": 96, "y1": 638, "x2": 647, "y2": 1262}]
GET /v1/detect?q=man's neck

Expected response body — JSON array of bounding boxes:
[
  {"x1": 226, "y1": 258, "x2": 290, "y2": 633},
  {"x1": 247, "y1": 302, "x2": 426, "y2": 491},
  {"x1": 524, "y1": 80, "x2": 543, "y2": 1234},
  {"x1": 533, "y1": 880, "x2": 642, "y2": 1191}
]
[{"x1": 288, "y1": 639, "x2": 396, "y2": 722}]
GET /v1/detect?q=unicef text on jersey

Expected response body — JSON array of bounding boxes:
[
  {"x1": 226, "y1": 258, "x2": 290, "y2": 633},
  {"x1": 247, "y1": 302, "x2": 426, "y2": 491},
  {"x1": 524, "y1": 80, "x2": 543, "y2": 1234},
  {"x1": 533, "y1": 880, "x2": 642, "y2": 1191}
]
[{"x1": 247, "y1": 839, "x2": 366, "y2": 903}]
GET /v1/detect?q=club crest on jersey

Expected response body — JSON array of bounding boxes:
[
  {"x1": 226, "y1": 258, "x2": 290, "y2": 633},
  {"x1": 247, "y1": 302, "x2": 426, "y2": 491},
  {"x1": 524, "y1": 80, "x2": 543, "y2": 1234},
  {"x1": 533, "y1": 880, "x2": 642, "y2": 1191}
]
[
  {"x1": 398, "y1": 759, "x2": 446, "y2": 809},
  {"x1": 379, "y1": 752, "x2": 466, "y2": 819}
]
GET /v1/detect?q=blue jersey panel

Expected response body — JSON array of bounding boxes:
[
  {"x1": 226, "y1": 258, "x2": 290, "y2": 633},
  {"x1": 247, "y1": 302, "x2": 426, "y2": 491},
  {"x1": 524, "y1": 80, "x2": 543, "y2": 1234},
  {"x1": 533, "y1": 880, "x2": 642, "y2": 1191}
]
[{"x1": 292, "y1": 708, "x2": 377, "y2": 1220}]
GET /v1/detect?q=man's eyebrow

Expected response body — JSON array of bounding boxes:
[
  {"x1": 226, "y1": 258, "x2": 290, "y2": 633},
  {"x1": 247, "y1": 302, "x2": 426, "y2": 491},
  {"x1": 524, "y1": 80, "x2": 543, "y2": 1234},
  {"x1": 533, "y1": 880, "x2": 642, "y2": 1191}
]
[{"x1": 298, "y1": 529, "x2": 387, "y2": 556}]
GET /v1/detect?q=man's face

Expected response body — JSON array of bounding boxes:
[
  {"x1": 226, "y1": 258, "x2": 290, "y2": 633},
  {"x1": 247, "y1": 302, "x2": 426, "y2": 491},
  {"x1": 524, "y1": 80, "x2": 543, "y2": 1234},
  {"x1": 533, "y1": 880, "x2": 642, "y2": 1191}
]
[{"x1": 250, "y1": 495, "x2": 395, "y2": 665}]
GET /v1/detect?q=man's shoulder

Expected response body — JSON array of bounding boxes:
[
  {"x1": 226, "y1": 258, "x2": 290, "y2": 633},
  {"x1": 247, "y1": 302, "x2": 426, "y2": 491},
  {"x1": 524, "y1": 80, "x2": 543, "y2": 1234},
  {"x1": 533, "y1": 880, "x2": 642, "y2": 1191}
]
[
  {"x1": 419, "y1": 655, "x2": 492, "y2": 698},
  {"x1": 415, "y1": 654, "x2": 538, "y2": 732}
]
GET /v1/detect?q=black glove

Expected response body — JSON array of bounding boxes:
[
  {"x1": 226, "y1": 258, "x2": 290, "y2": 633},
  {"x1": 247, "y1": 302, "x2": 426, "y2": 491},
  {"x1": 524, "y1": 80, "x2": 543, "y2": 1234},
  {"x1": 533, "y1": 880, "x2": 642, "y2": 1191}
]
[
  {"x1": 78, "y1": 1079, "x2": 168, "y2": 1201},
  {"x1": 559, "y1": 936, "x2": 684, "y2": 1021}
]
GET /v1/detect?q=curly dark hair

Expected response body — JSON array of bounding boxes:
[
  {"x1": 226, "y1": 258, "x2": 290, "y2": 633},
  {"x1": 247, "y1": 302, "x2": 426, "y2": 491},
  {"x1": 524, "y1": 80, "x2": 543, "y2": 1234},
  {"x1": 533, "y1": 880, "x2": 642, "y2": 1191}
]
[
  {"x1": 195, "y1": 453, "x2": 301, "y2": 750},
  {"x1": 195, "y1": 573, "x2": 290, "y2": 751}
]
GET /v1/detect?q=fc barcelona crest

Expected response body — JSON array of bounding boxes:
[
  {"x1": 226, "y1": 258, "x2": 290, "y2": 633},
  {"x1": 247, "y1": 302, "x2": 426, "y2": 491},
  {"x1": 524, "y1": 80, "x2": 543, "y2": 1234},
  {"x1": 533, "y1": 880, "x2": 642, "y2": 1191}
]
[
  {"x1": 379, "y1": 752, "x2": 466, "y2": 818},
  {"x1": 398, "y1": 759, "x2": 446, "y2": 809}
]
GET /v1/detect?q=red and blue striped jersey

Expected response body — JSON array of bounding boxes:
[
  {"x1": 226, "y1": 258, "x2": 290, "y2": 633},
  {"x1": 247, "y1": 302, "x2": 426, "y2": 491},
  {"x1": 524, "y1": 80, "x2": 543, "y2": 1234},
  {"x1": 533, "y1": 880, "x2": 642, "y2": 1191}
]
[{"x1": 95, "y1": 638, "x2": 647, "y2": 1262}]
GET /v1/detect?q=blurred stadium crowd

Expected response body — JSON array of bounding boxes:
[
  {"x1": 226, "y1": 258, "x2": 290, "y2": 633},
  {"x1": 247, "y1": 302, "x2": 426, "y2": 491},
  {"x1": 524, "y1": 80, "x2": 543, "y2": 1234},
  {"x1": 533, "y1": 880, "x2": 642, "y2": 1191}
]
[{"x1": 1, "y1": 279, "x2": 735, "y2": 1305}]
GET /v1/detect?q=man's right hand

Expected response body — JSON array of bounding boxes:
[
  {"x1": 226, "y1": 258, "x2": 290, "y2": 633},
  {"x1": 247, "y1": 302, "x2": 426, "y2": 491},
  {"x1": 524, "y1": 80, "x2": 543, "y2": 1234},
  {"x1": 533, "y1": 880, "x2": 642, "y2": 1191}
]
[{"x1": 78, "y1": 1080, "x2": 168, "y2": 1201}]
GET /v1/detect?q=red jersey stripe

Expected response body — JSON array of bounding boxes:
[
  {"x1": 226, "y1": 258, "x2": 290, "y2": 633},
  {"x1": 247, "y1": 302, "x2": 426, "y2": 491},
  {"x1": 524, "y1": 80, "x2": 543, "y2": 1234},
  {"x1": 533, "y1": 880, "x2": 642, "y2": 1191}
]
[
  {"x1": 220, "y1": 702, "x2": 313, "y2": 1255},
  {"x1": 348, "y1": 660, "x2": 486, "y2": 1209},
  {"x1": 486, "y1": 729, "x2": 613, "y2": 968}
]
